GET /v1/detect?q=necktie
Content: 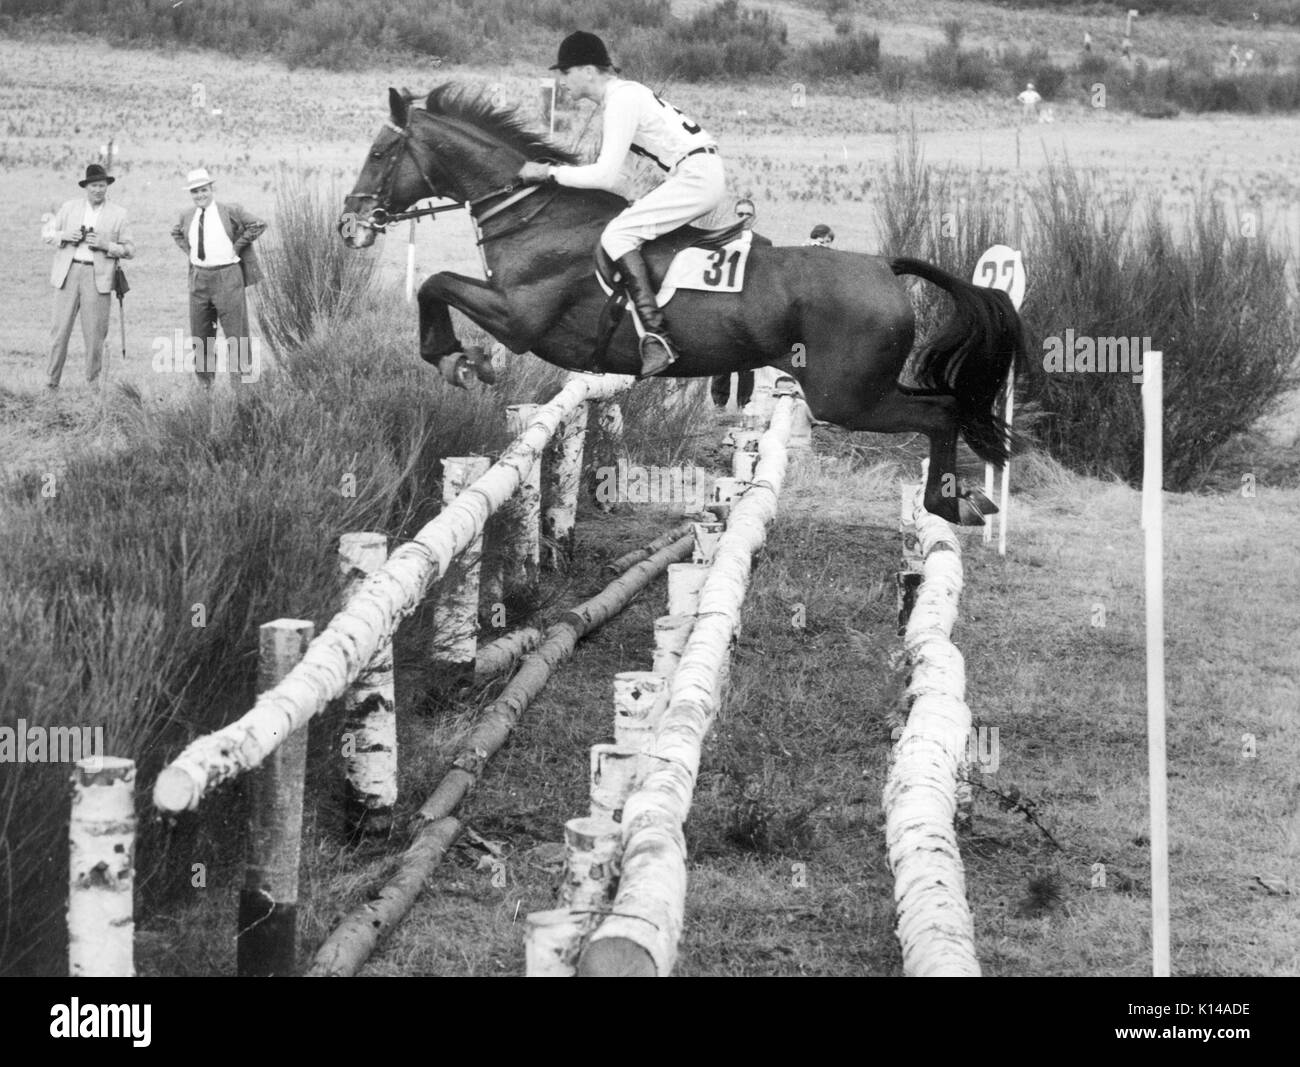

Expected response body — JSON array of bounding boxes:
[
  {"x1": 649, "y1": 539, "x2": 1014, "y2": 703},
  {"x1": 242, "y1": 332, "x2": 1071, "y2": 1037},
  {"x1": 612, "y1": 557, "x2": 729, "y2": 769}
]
[{"x1": 197, "y1": 207, "x2": 206, "y2": 262}]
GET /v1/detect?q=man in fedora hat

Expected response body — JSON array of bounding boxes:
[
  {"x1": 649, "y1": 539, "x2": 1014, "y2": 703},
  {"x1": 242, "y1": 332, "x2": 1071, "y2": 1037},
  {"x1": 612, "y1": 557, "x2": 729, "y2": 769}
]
[
  {"x1": 519, "y1": 30, "x2": 725, "y2": 378},
  {"x1": 170, "y1": 168, "x2": 267, "y2": 385},
  {"x1": 42, "y1": 163, "x2": 134, "y2": 389}
]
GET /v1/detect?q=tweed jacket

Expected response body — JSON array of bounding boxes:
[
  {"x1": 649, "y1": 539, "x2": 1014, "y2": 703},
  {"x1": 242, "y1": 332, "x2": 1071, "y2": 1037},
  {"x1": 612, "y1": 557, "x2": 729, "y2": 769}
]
[
  {"x1": 171, "y1": 202, "x2": 267, "y2": 286},
  {"x1": 44, "y1": 199, "x2": 134, "y2": 294}
]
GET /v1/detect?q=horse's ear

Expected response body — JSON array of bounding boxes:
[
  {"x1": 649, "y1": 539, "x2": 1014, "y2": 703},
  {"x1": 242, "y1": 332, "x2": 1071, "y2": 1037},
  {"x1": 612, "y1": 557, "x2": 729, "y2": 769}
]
[{"x1": 388, "y1": 87, "x2": 409, "y2": 128}]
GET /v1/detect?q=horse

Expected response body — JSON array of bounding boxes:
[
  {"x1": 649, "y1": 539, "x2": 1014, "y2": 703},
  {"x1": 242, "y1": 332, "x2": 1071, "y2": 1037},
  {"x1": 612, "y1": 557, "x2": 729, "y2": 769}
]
[{"x1": 339, "y1": 86, "x2": 1026, "y2": 525}]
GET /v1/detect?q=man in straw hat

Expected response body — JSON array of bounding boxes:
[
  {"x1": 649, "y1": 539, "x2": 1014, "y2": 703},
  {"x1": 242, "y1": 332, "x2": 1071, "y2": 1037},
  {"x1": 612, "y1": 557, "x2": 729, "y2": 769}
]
[
  {"x1": 42, "y1": 163, "x2": 134, "y2": 390},
  {"x1": 519, "y1": 30, "x2": 725, "y2": 378},
  {"x1": 170, "y1": 168, "x2": 266, "y2": 386}
]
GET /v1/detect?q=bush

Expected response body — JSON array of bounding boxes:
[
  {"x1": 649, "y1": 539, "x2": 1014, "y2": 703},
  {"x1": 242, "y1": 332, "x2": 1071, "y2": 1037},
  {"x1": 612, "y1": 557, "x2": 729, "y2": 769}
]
[
  {"x1": 796, "y1": 29, "x2": 881, "y2": 78},
  {"x1": 924, "y1": 44, "x2": 997, "y2": 93},
  {"x1": 1001, "y1": 45, "x2": 1066, "y2": 100}
]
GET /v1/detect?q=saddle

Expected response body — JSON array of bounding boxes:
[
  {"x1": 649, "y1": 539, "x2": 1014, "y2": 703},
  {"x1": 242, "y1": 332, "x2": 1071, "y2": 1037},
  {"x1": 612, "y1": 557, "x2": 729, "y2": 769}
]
[{"x1": 589, "y1": 220, "x2": 772, "y2": 368}]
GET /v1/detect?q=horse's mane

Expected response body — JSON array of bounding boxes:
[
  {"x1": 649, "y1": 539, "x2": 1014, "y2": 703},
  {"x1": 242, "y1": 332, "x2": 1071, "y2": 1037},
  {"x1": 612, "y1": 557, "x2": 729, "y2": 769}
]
[{"x1": 422, "y1": 84, "x2": 581, "y2": 165}]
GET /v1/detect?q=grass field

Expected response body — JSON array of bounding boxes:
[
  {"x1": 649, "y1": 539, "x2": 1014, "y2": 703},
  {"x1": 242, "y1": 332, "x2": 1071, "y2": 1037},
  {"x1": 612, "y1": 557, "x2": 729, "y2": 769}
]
[{"x1": 3, "y1": 2, "x2": 1299, "y2": 978}]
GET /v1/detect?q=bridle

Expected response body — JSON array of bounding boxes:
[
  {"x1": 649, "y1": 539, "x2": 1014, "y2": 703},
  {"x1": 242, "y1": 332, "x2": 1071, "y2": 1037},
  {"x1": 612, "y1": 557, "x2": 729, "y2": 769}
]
[{"x1": 349, "y1": 115, "x2": 559, "y2": 246}]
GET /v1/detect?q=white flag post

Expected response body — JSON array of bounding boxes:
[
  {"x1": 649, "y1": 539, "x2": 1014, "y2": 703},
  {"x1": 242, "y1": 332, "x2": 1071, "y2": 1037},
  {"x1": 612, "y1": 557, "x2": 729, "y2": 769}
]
[
  {"x1": 971, "y1": 245, "x2": 1025, "y2": 553},
  {"x1": 405, "y1": 219, "x2": 416, "y2": 303},
  {"x1": 1141, "y1": 350, "x2": 1170, "y2": 976}
]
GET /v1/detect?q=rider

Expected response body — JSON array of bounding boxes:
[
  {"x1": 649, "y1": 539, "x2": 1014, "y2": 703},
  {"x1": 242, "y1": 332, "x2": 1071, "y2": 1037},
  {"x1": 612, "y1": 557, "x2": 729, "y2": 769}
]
[{"x1": 518, "y1": 31, "x2": 725, "y2": 378}]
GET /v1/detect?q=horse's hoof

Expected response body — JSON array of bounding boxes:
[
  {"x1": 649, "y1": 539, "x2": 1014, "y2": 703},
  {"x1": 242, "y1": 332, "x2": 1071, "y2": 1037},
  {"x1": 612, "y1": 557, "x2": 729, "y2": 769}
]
[
  {"x1": 965, "y1": 486, "x2": 999, "y2": 516},
  {"x1": 437, "y1": 354, "x2": 471, "y2": 388},
  {"x1": 464, "y1": 344, "x2": 497, "y2": 385},
  {"x1": 955, "y1": 496, "x2": 988, "y2": 526}
]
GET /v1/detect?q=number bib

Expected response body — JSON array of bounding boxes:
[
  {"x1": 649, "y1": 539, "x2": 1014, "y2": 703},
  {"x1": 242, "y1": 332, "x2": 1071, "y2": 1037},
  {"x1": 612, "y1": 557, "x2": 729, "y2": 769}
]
[{"x1": 655, "y1": 231, "x2": 753, "y2": 305}]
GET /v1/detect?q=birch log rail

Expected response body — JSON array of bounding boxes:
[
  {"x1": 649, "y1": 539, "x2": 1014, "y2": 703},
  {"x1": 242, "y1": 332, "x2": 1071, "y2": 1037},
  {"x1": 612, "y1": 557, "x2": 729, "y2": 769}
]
[
  {"x1": 151, "y1": 373, "x2": 631, "y2": 815},
  {"x1": 881, "y1": 478, "x2": 980, "y2": 977},
  {"x1": 578, "y1": 386, "x2": 799, "y2": 977}
]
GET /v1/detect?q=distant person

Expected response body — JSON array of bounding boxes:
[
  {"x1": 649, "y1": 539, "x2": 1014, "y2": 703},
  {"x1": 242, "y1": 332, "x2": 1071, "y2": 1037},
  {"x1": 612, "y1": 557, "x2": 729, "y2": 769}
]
[
  {"x1": 805, "y1": 224, "x2": 834, "y2": 247},
  {"x1": 171, "y1": 168, "x2": 266, "y2": 386},
  {"x1": 712, "y1": 198, "x2": 760, "y2": 410},
  {"x1": 1228, "y1": 43, "x2": 1240, "y2": 70},
  {"x1": 1083, "y1": 31, "x2": 1092, "y2": 54},
  {"x1": 1017, "y1": 82, "x2": 1042, "y2": 119},
  {"x1": 42, "y1": 163, "x2": 134, "y2": 391}
]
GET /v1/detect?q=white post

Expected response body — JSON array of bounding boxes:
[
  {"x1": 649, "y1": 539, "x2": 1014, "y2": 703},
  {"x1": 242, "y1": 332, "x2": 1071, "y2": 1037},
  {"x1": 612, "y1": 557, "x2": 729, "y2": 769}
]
[
  {"x1": 589, "y1": 743, "x2": 641, "y2": 822},
  {"x1": 732, "y1": 430, "x2": 762, "y2": 481},
  {"x1": 613, "y1": 671, "x2": 669, "y2": 764},
  {"x1": 653, "y1": 614, "x2": 694, "y2": 680},
  {"x1": 1142, "y1": 351, "x2": 1169, "y2": 977},
  {"x1": 542, "y1": 401, "x2": 589, "y2": 568},
  {"x1": 560, "y1": 815, "x2": 622, "y2": 912},
  {"x1": 431, "y1": 456, "x2": 492, "y2": 687},
  {"x1": 502, "y1": 405, "x2": 543, "y2": 600},
  {"x1": 538, "y1": 77, "x2": 557, "y2": 137},
  {"x1": 339, "y1": 533, "x2": 397, "y2": 835},
  {"x1": 691, "y1": 520, "x2": 725, "y2": 565},
  {"x1": 525, "y1": 907, "x2": 585, "y2": 976},
  {"x1": 405, "y1": 219, "x2": 416, "y2": 302},
  {"x1": 68, "y1": 757, "x2": 136, "y2": 977},
  {"x1": 667, "y1": 562, "x2": 710, "y2": 618}
]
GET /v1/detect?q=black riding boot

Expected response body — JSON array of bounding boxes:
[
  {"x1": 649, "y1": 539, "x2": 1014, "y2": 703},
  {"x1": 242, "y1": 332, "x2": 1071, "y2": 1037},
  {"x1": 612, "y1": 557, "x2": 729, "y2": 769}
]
[{"x1": 615, "y1": 251, "x2": 679, "y2": 378}]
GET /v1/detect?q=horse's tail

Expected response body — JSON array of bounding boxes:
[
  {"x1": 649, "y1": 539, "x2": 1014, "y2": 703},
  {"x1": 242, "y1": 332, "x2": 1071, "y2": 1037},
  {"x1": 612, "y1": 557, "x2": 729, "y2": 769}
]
[{"x1": 888, "y1": 256, "x2": 1027, "y2": 466}]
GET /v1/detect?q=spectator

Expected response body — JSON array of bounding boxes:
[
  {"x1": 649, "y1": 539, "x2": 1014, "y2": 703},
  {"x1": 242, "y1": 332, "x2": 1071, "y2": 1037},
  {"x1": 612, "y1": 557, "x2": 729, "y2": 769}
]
[
  {"x1": 805, "y1": 224, "x2": 834, "y2": 247},
  {"x1": 1083, "y1": 31, "x2": 1092, "y2": 54},
  {"x1": 170, "y1": 168, "x2": 266, "y2": 386},
  {"x1": 712, "y1": 198, "x2": 760, "y2": 410},
  {"x1": 42, "y1": 163, "x2": 134, "y2": 391},
  {"x1": 1017, "y1": 82, "x2": 1042, "y2": 120}
]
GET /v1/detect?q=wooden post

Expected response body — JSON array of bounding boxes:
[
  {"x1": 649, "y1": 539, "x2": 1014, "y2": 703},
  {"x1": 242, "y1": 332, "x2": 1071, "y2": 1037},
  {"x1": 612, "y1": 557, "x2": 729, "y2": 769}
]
[
  {"x1": 238, "y1": 618, "x2": 313, "y2": 977},
  {"x1": 339, "y1": 532, "x2": 397, "y2": 835},
  {"x1": 653, "y1": 614, "x2": 693, "y2": 680},
  {"x1": 613, "y1": 671, "x2": 669, "y2": 766},
  {"x1": 542, "y1": 400, "x2": 589, "y2": 569},
  {"x1": 525, "y1": 908, "x2": 585, "y2": 976},
  {"x1": 560, "y1": 815, "x2": 622, "y2": 913},
  {"x1": 590, "y1": 744, "x2": 641, "y2": 822},
  {"x1": 691, "y1": 521, "x2": 724, "y2": 565},
  {"x1": 68, "y1": 756, "x2": 135, "y2": 977},
  {"x1": 667, "y1": 563, "x2": 710, "y2": 618},
  {"x1": 431, "y1": 456, "x2": 491, "y2": 689},
  {"x1": 501, "y1": 405, "x2": 542, "y2": 601},
  {"x1": 732, "y1": 431, "x2": 762, "y2": 482}
]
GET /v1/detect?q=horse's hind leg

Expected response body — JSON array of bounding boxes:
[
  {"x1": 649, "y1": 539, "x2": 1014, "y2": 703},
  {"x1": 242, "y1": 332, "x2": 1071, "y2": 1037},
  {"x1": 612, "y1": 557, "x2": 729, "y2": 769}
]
[{"x1": 827, "y1": 386, "x2": 995, "y2": 526}]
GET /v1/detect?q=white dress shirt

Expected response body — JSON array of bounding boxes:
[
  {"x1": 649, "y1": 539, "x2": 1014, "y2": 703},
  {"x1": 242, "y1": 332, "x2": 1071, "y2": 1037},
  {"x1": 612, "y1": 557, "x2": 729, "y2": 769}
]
[{"x1": 189, "y1": 204, "x2": 240, "y2": 267}]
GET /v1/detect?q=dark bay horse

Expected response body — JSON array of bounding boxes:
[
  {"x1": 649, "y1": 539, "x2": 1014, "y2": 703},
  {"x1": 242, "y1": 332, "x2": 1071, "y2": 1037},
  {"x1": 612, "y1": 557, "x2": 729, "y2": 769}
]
[{"x1": 340, "y1": 87, "x2": 1025, "y2": 524}]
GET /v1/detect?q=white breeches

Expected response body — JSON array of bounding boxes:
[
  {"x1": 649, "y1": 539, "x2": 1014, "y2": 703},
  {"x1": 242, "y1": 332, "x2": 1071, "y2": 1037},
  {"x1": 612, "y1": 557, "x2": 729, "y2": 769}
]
[{"x1": 599, "y1": 154, "x2": 726, "y2": 261}]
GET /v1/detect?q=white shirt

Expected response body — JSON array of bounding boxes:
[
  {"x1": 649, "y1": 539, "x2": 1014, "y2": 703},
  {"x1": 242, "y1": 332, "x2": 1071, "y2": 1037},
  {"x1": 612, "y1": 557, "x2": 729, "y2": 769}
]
[
  {"x1": 189, "y1": 204, "x2": 239, "y2": 267},
  {"x1": 1018, "y1": 89, "x2": 1041, "y2": 108},
  {"x1": 551, "y1": 79, "x2": 715, "y2": 190},
  {"x1": 73, "y1": 202, "x2": 102, "y2": 262}
]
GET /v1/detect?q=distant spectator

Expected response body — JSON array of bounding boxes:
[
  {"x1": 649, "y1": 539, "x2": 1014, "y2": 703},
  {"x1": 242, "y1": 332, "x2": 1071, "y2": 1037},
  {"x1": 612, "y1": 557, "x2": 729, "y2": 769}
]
[
  {"x1": 805, "y1": 224, "x2": 834, "y2": 247},
  {"x1": 1017, "y1": 82, "x2": 1042, "y2": 119},
  {"x1": 1244, "y1": 48, "x2": 1255, "y2": 68},
  {"x1": 1083, "y1": 31, "x2": 1092, "y2": 54},
  {"x1": 1229, "y1": 43, "x2": 1240, "y2": 70},
  {"x1": 42, "y1": 163, "x2": 134, "y2": 391},
  {"x1": 712, "y1": 199, "x2": 759, "y2": 410}
]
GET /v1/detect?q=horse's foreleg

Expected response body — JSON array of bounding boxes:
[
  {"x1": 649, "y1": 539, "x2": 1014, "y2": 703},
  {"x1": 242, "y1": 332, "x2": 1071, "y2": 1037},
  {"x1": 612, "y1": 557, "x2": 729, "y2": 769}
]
[{"x1": 419, "y1": 272, "x2": 538, "y2": 385}]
